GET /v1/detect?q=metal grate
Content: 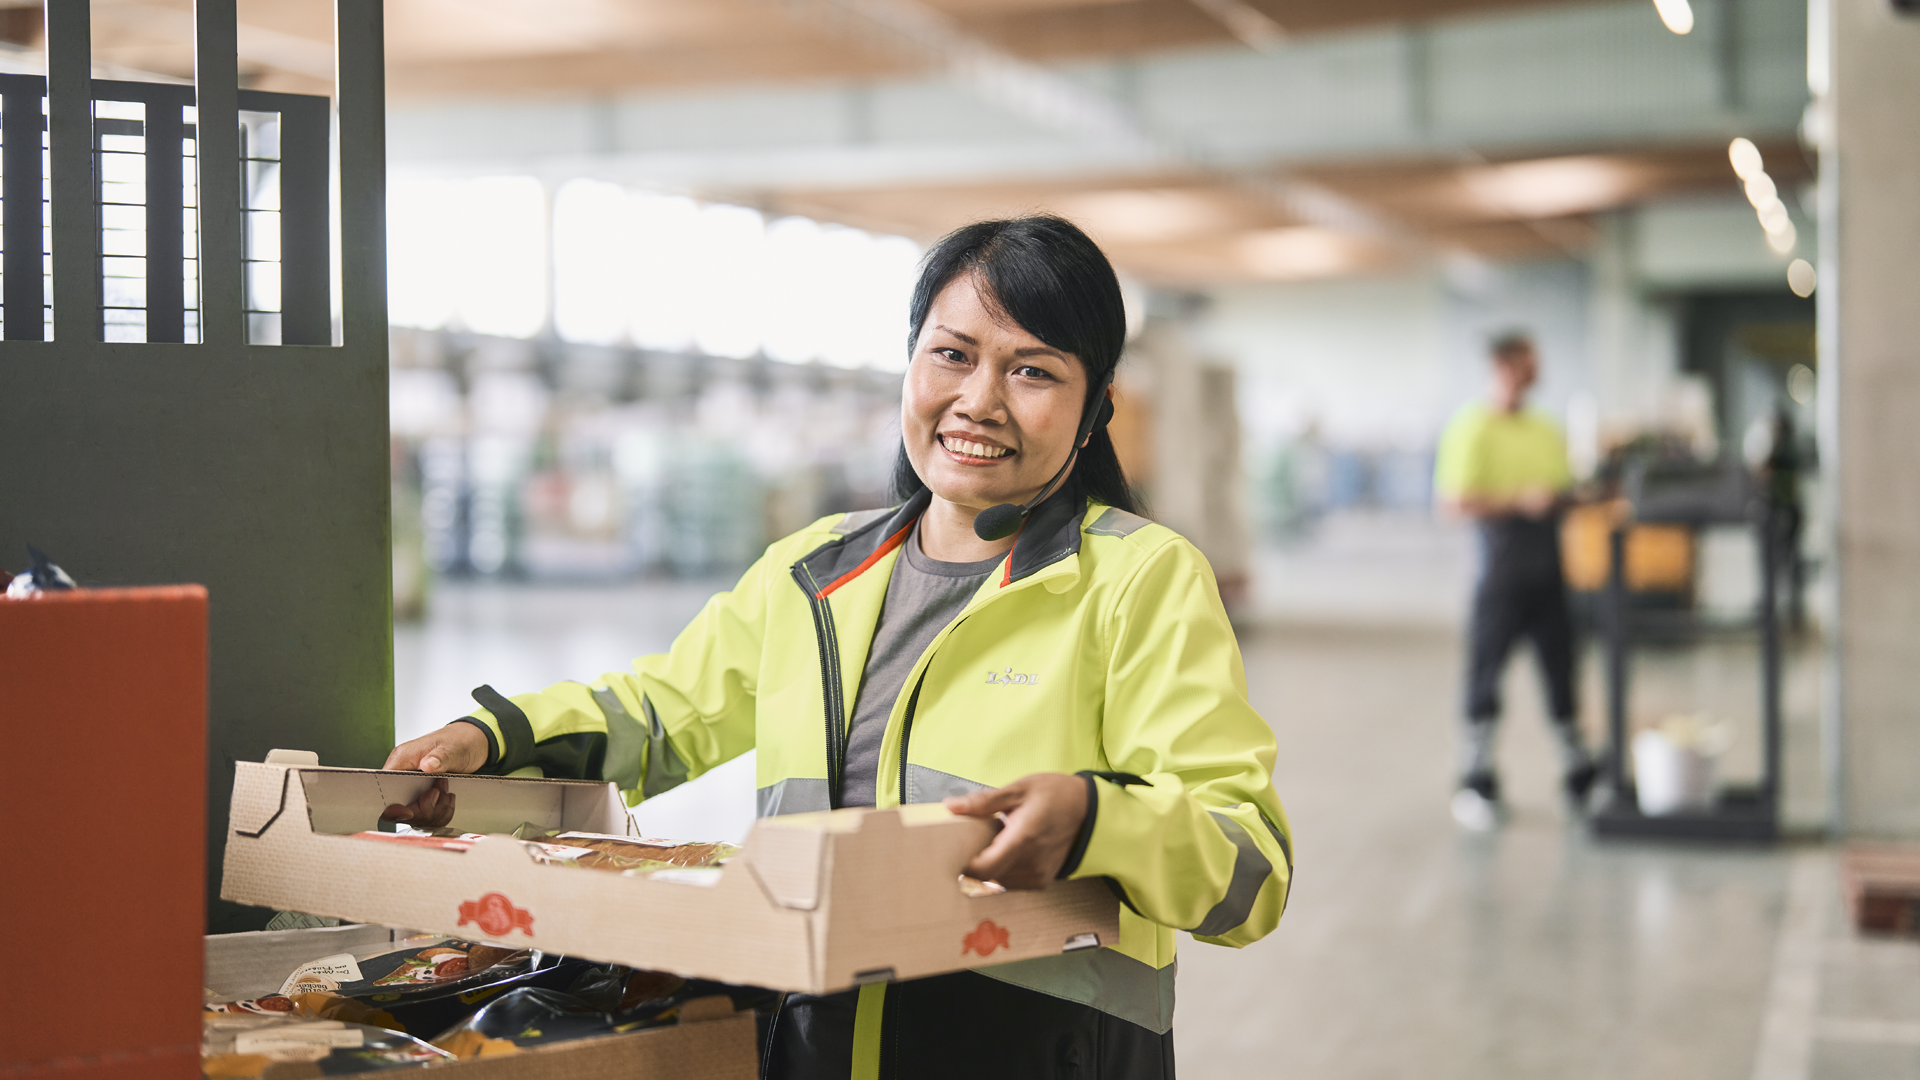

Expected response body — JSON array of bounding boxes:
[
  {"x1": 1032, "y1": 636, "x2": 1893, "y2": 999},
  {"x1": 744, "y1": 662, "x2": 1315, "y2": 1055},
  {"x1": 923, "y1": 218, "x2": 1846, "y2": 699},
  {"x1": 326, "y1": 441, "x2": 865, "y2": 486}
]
[{"x1": 0, "y1": 74, "x2": 330, "y2": 345}]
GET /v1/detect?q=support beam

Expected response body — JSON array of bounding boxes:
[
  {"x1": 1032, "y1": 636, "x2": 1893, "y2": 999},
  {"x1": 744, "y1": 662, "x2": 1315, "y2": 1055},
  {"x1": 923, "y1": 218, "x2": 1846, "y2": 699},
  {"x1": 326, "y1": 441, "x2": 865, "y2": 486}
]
[
  {"x1": 337, "y1": 0, "x2": 387, "y2": 350},
  {"x1": 1819, "y1": 0, "x2": 1920, "y2": 837},
  {"x1": 45, "y1": 0, "x2": 95, "y2": 344},
  {"x1": 195, "y1": 0, "x2": 244, "y2": 345}
]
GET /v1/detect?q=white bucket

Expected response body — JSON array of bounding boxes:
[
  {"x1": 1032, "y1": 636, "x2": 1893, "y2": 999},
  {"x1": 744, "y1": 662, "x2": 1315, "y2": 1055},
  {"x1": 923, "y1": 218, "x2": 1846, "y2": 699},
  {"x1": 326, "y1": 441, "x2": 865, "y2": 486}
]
[{"x1": 1632, "y1": 719, "x2": 1728, "y2": 816}]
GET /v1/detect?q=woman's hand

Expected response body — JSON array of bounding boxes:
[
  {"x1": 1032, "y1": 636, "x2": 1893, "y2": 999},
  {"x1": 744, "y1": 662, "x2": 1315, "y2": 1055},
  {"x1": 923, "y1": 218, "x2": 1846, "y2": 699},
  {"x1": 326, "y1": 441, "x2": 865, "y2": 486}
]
[
  {"x1": 379, "y1": 723, "x2": 490, "y2": 828},
  {"x1": 944, "y1": 773, "x2": 1088, "y2": 890}
]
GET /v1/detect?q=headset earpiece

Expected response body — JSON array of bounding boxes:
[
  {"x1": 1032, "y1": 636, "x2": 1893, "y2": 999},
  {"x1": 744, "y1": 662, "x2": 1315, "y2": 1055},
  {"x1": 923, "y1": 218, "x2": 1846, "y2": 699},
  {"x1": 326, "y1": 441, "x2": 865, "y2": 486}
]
[{"x1": 976, "y1": 372, "x2": 1116, "y2": 541}]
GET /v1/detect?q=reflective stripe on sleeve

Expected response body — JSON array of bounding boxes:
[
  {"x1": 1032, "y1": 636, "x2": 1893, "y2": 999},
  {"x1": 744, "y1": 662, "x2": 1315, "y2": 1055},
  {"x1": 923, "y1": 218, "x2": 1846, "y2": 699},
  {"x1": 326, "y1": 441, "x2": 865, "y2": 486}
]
[
  {"x1": 1188, "y1": 812, "x2": 1273, "y2": 938},
  {"x1": 591, "y1": 686, "x2": 648, "y2": 792}
]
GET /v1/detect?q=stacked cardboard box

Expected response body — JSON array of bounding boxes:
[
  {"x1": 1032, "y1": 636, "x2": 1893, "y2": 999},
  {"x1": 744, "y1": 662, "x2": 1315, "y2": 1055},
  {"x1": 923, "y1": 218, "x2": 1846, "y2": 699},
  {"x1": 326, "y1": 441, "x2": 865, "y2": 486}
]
[{"x1": 1840, "y1": 844, "x2": 1920, "y2": 936}]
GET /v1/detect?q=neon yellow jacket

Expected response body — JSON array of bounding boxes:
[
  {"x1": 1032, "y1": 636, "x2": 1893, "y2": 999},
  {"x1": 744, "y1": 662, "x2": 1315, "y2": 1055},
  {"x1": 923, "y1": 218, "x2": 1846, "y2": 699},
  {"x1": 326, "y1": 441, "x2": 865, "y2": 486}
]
[{"x1": 459, "y1": 487, "x2": 1292, "y2": 1036}]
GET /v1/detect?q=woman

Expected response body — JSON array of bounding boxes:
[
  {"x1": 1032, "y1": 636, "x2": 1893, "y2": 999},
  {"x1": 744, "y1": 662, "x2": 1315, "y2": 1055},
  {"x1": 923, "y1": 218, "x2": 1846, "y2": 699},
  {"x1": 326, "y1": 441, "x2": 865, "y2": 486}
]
[{"x1": 382, "y1": 216, "x2": 1292, "y2": 1078}]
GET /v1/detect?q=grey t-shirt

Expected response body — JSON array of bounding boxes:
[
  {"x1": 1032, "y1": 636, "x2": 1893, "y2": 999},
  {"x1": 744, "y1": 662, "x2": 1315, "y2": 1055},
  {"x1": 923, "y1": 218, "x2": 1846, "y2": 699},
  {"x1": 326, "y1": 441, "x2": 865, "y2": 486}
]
[{"x1": 838, "y1": 524, "x2": 1001, "y2": 807}]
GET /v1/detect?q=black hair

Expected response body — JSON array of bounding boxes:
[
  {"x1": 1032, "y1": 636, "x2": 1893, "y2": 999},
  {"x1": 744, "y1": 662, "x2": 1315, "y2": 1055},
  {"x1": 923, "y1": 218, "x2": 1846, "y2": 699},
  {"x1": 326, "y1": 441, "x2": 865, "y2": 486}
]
[
  {"x1": 889, "y1": 215, "x2": 1141, "y2": 515},
  {"x1": 1489, "y1": 329, "x2": 1536, "y2": 362}
]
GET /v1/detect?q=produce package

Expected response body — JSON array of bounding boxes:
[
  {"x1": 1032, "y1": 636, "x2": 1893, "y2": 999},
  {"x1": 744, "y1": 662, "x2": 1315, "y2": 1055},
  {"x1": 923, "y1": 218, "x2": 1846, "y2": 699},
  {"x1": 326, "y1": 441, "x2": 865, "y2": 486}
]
[
  {"x1": 349, "y1": 826, "x2": 739, "y2": 878},
  {"x1": 431, "y1": 967, "x2": 779, "y2": 1060},
  {"x1": 200, "y1": 1013, "x2": 451, "y2": 1078},
  {"x1": 205, "y1": 936, "x2": 601, "y2": 1038}
]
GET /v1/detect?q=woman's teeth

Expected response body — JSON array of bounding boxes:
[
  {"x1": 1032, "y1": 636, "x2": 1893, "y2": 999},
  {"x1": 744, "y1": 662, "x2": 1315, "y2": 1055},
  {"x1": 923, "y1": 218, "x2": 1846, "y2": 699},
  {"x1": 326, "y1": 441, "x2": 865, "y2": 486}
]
[{"x1": 943, "y1": 436, "x2": 1011, "y2": 459}]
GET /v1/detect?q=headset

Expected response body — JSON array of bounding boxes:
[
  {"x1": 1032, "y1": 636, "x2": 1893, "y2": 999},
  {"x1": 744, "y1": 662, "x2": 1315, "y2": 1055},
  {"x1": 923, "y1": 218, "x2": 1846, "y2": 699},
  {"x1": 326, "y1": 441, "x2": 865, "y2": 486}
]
[{"x1": 973, "y1": 370, "x2": 1117, "y2": 542}]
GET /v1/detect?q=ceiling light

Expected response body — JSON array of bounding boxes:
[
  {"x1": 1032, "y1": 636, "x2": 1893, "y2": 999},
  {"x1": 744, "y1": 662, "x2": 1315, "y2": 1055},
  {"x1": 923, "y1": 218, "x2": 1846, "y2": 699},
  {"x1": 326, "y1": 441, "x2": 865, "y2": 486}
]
[
  {"x1": 1653, "y1": 0, "x2": 1694, "y2": 34},
  {"x1": 1053, "y1": 189, "x2": 1231, "y2": 243},
  {"x1": 1727, "y1": 134, "x2": 1799, "y2": 260},
  {"x1": 1787, "y1": 259, "x2": 1816, "y2": 298},
  {"x1": 1237, "y1": 227, "x2": 1362, "y2": 279},
  {"x1": 1463, "y1": 156, "x2": 1638, "y2": 219},
  {"x1": 1787, "y1": 363, "x2": 1815, "y2": 404}
]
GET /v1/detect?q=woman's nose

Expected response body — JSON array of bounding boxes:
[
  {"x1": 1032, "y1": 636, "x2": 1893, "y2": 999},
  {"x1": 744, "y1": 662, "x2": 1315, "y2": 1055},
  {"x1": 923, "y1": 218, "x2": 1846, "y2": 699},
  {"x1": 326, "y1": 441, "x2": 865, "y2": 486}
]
[{"x1": 951, "y1": 367, "x2": 1006, "y2": 422}]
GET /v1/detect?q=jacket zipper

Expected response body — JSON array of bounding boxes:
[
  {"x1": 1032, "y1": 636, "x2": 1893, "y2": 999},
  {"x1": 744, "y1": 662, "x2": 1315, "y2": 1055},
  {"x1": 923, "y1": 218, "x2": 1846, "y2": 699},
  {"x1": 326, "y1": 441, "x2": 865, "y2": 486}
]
[
  {"x1": 892, "y1": 588, "x2": 1011, "y2": 804},
  {"x1": 896, "y1": 668, "x2": 930, "y2": 805},
  {"x1": 791, "y1": 565, "x2": 847, "y2": 807}
]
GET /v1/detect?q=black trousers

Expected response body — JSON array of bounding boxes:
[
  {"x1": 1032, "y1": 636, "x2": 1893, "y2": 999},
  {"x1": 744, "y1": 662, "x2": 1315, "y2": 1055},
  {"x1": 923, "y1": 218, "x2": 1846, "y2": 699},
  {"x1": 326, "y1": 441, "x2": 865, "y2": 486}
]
[
  {"x1": 764, "y1": 971, "x2": 1174, "y2": 1080},
  {"x1": 1466, "y1": 573, "x2": 1577, "y2": 723}
]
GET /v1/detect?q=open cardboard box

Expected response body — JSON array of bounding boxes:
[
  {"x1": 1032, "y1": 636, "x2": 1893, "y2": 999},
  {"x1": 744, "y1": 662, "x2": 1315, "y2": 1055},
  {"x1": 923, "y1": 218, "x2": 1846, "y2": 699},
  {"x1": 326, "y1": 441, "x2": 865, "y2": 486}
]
[
  {"x1": 222, "y1": 761, "x2": 1119, "y2": 994},
  {"x1": 205, "y1": 925, "x2": 758, "y2": 1079}
]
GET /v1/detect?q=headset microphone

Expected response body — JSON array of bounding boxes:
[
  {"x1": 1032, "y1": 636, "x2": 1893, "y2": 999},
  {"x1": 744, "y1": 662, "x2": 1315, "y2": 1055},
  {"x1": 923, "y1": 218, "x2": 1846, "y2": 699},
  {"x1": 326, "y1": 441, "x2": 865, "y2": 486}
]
[{"x1": 973, "y1": 372, "x2": 1116, "y2": 542}]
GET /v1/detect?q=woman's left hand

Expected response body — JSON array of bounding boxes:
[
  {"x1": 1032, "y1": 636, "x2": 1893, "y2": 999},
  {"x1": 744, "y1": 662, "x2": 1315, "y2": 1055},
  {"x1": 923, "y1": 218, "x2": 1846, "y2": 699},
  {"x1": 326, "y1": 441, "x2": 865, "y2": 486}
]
[{"x1": 944, "y1": 773, "x2": 1088, "y2": 890}]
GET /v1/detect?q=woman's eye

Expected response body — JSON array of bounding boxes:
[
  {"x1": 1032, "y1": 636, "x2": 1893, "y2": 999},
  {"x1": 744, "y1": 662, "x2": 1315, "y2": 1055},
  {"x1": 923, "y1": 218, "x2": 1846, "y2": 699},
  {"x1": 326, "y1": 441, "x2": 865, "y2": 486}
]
[
  {"x1": 935, "y1": 347, "x2": 967, "y2": 363},
  {"x1": 1016, "y1": 365, "x2": 1055, "y2": 380}
]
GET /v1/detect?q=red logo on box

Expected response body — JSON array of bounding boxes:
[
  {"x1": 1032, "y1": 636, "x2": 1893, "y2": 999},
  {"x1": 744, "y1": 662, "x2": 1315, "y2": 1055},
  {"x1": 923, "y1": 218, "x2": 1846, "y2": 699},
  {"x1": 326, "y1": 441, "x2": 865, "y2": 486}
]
[
  {"x1": 961, "y1": 919, "x2": 1010, "y2": 957},
  {"x1": 457, "y1": 892, "x2": 535, "y2": 938}
]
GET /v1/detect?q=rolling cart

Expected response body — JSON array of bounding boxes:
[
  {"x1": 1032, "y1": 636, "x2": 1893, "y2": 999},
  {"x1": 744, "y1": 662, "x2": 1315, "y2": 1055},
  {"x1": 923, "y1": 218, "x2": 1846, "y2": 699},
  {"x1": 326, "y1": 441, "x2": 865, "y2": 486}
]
[{"x1": 1589, "y1": 464, "x2": 1783, "y2": 842}]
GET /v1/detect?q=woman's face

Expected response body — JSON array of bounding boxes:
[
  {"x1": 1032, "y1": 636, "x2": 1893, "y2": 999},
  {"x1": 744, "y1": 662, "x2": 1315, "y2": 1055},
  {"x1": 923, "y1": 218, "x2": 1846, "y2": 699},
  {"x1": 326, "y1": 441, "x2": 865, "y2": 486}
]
[{"x1": 902, "y1": 274, "x2": 1091, "y2": 515}]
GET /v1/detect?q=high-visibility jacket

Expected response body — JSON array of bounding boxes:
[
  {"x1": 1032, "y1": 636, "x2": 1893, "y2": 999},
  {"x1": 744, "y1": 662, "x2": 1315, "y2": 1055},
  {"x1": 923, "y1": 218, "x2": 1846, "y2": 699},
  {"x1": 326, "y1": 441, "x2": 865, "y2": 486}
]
[{"x1": 458, "y1": 485, "x2": 1292, "y2": 1072}]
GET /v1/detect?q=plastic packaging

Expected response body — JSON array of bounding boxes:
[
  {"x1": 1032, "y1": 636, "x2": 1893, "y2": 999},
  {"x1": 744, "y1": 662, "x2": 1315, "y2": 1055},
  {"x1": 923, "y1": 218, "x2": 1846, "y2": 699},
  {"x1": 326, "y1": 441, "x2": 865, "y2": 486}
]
[
  {"x1": 5, "y1": 545, "x2": 76, "y2": 599},
  {"x1": 354, "y1": 825, "x2": 741, "y2": 876},
  {"x1": 429, "y1": 965, "x2": 775, "y2": 1060},
  {"x1": 512, "y1": 827, "x2": 740, "y2": 874},
  {"x1": 206, "y1": 937, "x2": 600, "y2": 1037},
  {"x1": 200, "y1": 1014, "x2": 452, "y2": 1077}
]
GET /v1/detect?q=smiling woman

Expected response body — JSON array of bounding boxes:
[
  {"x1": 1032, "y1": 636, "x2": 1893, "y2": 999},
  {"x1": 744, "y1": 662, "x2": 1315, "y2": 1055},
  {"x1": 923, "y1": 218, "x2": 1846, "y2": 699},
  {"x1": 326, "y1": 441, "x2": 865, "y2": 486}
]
[{"x1": 380, "y1": 214, "x2": 1293, "y2": 1080}]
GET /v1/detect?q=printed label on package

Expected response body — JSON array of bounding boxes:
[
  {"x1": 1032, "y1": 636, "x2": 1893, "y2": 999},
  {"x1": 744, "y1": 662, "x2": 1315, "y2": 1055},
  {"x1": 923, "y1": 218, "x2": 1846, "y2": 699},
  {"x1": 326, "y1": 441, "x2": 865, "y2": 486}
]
[
  {"x1": 277, "y1": 953, "x2": 366, "y2": 997},
  {"x1": 236, "y1": 1025, "x2": 365, "y2": 1052}
]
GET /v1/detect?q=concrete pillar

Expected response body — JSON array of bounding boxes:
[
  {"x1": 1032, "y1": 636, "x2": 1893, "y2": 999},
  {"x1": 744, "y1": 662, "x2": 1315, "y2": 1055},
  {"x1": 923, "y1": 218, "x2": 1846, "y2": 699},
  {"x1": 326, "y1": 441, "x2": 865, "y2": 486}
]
[{"x1": 1818, "y1": 0, "x2": 1920, "y2": 836}]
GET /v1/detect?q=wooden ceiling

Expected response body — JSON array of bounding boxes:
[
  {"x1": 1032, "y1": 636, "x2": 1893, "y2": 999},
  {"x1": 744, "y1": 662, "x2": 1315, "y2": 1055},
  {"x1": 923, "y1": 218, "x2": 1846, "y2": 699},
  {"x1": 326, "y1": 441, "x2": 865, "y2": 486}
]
[
  {"x1": 757, "y1": 139, "x2": 1815, "y2": 282},
  {"x1": 8, "y1": 1, "x2": 1801, "y2": 283},
  {"x1": 36, "y1": 0, "x2": 1588, "y2": 99},
  {"x1": 937, "y1": 0, "x2": 1567, "y2": 63}
]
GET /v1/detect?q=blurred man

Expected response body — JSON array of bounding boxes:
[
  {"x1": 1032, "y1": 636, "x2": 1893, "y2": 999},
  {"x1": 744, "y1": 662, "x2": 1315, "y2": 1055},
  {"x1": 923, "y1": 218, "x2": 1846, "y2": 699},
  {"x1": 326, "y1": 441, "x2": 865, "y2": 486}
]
[{"x1": 1434, "y1": 332, "x2": 1595, "y2": 830}]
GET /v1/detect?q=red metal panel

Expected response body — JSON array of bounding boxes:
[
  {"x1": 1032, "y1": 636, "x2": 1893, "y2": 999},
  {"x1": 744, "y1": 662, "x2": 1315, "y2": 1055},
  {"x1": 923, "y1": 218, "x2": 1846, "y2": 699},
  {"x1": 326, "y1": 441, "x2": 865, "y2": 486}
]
[{"x1": 0, "y1": 586, "x2": 207, "y2": 1078}]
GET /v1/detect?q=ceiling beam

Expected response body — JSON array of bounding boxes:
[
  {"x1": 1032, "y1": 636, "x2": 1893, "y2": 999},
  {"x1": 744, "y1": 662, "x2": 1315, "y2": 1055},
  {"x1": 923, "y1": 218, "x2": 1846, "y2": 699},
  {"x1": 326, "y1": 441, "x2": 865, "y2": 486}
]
[{"x1": 777, "y1": 0, "x2": 1417, "y2": 248}]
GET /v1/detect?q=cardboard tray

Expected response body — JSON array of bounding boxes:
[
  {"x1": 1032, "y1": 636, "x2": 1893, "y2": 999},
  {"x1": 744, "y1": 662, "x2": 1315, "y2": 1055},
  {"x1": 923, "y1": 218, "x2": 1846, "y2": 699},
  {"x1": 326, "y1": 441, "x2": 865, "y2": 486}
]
[
  {"x1": 221, "y1": 762, "x2": 1120, "y2": 994},
  {"x1": 205, "y1": 925, "x2": 757, "y2": 1079}
]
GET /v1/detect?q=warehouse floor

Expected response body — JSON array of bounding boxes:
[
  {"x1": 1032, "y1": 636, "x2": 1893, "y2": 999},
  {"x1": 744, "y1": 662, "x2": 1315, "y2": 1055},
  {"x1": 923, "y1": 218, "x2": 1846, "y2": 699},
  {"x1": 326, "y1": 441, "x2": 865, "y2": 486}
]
[{"x1": 394, "y1": 539, "x2": 1917, "y2": 1080}]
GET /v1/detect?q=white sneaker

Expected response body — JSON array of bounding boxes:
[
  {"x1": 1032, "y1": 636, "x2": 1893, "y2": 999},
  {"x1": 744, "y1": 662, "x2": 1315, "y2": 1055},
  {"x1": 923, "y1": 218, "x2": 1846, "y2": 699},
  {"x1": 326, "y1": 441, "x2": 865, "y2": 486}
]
[{"x1": 1451, "y1": 787, "x2": 1500, "y2": 832}]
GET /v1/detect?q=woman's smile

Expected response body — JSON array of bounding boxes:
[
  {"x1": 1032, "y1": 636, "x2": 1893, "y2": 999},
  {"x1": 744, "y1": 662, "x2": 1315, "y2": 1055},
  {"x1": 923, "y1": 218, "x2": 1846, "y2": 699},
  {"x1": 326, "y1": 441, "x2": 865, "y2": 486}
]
[{"x1": 938, "y1": 432, "x2": 1015, "y2": 462}]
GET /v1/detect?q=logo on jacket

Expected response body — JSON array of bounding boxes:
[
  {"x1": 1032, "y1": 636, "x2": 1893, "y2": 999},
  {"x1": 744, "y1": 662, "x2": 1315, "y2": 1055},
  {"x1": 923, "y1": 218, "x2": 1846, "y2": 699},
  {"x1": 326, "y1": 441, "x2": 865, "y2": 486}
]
[
  {"x1": 985, "y1": 667, "x2": 1038, "y2": 686},
  {"x1": 961, "y1": 919, "x2": 1011, "y2": 957},
  {"x1": 457, "y1": 892, "x2": 535, "y2": 938}
]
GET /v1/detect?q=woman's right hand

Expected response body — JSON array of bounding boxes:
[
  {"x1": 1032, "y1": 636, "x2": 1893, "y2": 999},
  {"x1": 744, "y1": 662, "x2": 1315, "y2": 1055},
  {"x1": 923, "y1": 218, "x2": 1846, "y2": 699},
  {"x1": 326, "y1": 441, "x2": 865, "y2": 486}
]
[{"x1": 379, "y1": 722, "x2": 490, "y2": 827}]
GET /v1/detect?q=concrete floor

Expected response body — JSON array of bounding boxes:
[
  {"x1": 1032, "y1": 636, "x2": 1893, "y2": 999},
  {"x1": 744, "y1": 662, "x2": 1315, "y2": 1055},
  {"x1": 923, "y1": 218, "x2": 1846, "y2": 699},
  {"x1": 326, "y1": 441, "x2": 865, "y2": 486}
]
[{"x1": 393, "y1": 520, "x2": 1919, "y2": 1080}]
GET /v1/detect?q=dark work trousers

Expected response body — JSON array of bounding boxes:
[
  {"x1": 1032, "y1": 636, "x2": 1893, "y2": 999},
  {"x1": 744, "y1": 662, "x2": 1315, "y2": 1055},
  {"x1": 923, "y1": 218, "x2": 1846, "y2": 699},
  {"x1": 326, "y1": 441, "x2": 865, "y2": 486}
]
[
  {"x1": 764, "y1": 971, "x2": 1175, "y2": 1080},
  {"x1": 1466, "y1": 517, "x2": 1577, "y2": 725}
]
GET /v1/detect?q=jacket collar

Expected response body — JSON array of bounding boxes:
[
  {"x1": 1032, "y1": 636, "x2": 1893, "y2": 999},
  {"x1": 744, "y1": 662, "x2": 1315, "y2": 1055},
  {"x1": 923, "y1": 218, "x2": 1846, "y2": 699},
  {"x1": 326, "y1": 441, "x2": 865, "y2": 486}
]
[
  {"x1": 1003, "y1": 479, "x2": 1087, "y2": 585},
  {"x1": 793, "y1": 483, "x2": 1087, "y2": 598}
]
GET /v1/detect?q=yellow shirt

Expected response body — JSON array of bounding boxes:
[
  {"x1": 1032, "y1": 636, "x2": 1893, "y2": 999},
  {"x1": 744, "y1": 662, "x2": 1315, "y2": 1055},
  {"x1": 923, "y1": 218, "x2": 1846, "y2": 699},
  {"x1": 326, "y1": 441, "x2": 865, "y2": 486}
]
[{"x1": 1433, "y1": 401, "x2": 1571, "y2": 500}]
